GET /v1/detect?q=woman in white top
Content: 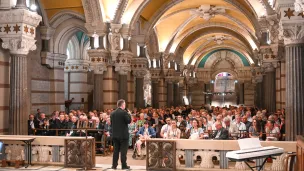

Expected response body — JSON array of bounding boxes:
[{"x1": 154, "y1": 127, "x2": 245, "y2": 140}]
[
  {"x1": 167, "y1": 120, "x2": 181, "y2": 139},
  {"x1": 189, "y1": 119, "x2": 204, "y2": 139}
]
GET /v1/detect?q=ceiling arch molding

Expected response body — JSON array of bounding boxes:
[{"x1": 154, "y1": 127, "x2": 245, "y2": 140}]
[
  {"x1": 193, "y1": 45, "x2": 253, "y2": 68},
  {"x1": 136, "y1": 0, "x2": 261, "y2": 40},
  {"x1": 198, "y1": 49, "x2": 250, "y2": 68},
  {"x1": 156, "y1": 8, "x2": 255, "y2": 35},
  {"x1": 51, "y1": 18, "x2": 87, "y2": 55},
  {"x1": 187, "y1": 38, "x2": 251, "y2": 65},
  {"x1": 203, "y1": 49, "x2": 246, "y2": 68},
  {"x1": 49, "y1": 10, "x2": 85, "y2": 29},
  {"x1": 176, "y1": 28, "x2": 252, "y2": 58},
  {"x1": 170, "y1": 22, "x2": 258, "y2": 54},
  {"x1": 129, "y1": 0, "x2": 183, "y2": 35},
  {"x1": 189, "y1": 43, "x2": 251, "y2": 66}
]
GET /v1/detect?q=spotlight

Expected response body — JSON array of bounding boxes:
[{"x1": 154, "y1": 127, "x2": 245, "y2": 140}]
[{"x1": 234, "y1": 80, "x2": 238, "y2": 83}]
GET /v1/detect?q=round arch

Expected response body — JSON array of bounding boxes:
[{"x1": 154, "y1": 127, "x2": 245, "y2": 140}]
[{"x1": 198, "y1": 49, "x2": 250, "y2": 68}]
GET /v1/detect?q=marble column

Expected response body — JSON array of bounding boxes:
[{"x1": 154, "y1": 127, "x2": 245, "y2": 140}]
[
  {"x1": 9, "y1": 54, "x2": 28, "y2": 135},
  {"x1": 285, "y1": 43, "x2": 304, "y2": 140},
  {"x1": 255, "y1": 82, "x2": 263, "y2": 108},
  {"x1": 263, "y1": 71, "x2": 276, "y2": 112},
  {"x1": 173, "y1": 83, "x2": 179, "y2": 106},
  {"x1": 94, "y1": 74, "x2": 104, "y2": 111},
  {"x1": 135, "y1": 77, "x2": 144, "y2": 108},
  {"x1": 152, "y1": 80, "x2": 159, "y2": 108},
  {"x1": 239, "y1": 82, "x2": 244, "y2": 104},
  {"x1": 167, "y1": 81, "x2": 174, "y2": 107},
  {"x1": 118, "y1": 74, "x2": 128, "y2": 102}
]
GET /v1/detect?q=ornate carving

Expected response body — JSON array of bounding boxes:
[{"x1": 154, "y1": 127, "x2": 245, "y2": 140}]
[
  {"x1": 60, "y1": 147, "x2": 65, "y2": 162},
  {"x1": 280, "y1": 23, "x2": 304, "y2": 44},
  {"x1": 146, "y1": 140, "x2": 176, "y2": 170},
  {"x1": 194, "y1": 150, "x2": 219, "y2": 168},
  {"x1": 176, "y1": 149, "x2": 185, "y2": 167},
  {"x1": 207, "y1": 35, "x2": 231, "y2": 45},
  {"x1": 5, "y1": 145, "x2": 25, "y2": 161},
  {"x1": 32, "y1": 146, "x2": 52, "y2": 162},
  {"x1": 271, "y1": 153, "x2": 287, "y2": 171},
  {"x1": 2, "y1": 37, "x2": 37, "y2": 55},
  {"x1": 115, "y1": 51, "x2": 132, "y2": 75},
  {"x1": 295, "y1": 0, "x2": 304, "y2": 13},
  {"x1": 191, "y1": 5, "x2": 226, "y2": 21},
  {"x1": 65, "y1": 139, "x2": 95, "y2": 168}
]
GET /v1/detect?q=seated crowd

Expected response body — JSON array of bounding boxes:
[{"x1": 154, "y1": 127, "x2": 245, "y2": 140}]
[{"x1": 28, "y1": 105, "x2": 286, "y2": 153}]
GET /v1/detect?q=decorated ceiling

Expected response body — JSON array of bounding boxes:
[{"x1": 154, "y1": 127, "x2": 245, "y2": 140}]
[{"x1": 39, "y1": 0, "x2": 271, "y2": 68}]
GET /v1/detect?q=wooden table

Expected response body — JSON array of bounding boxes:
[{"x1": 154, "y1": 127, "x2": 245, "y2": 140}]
[{"x1": 0, "y1": 136, "x2": 35, "y2": 168}]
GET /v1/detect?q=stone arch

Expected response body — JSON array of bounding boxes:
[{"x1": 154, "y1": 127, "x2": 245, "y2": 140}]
[
  {"x1": 128, "y1": 0, "x2": 260, "y2": 37},
  {"x1": 50, "y1": 17, "x2": 87, "y2": 56},
  {"x1": 49, "y1": 10, "x2": 85, "y2": 29},
  {"x1": 172, "y1": 23, "x2": 257, "y2": 54},
  {"x1": 193, "y1": 45, "x2": 253, "y2": 68},
  {"x1": 198, "y1": 49, "x2": 250, "y2": 68}
]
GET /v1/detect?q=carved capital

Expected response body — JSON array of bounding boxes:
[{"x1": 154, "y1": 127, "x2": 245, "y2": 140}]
[
  {"x1": 0, "y1": 8, "x2": 41, "y2": 55},
  {"x1": 133, "y1": 69, "x2": 147, "y2": 78},
  {"x1": 294, "y1": 0, "x2": 304, "y2": 13},
  {"x1": 114, "y1": 51, "x2": 132, "y2": 75},
  {"x1": 64, "y1": 60, "x2": 90, "y2": 72},
  {"x1": 2, "y1": 37, "x2": 37, "y2": 55},
  {"x1": 93, "y1": 64, "x2": 107, "y2": 74},
  {"x1": 280, "y1": 23, "x2": 304, "y2": 45},
  {"x1": 41, "y1": 52, "x2": 66, "y2": 69}
]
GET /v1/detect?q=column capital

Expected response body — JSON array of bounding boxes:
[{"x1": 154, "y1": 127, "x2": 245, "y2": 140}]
[
  {"x1": 150, "y1": 68, "x2": 162, "y2": 79},
  {"x1": 281, "y1": 23, "x2": 304, "y2": 45},
  {"x1": 132, "y1": 69, "x2": 147, "y2": 78},
  {"x1": 64, "y1": 60, "x2": 90, "y2": 73},
  {"x1": 114, "y1": 51, "x2": 132, "y2": 75},
  {"x1": 0, "y1": 8, "x2": 41, "y2": 55},
  {"x1": 294, "y1": 0, "x2": 304, "y2": 14}
]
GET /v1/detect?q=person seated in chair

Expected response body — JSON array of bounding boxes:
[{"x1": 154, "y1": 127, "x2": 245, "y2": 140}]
[
  {"x1": 213, "y1": 121, "x2": 229, "y2": 140},
  {"x1": 135, "y1": 121, "x2": 156, "y2": 156}
]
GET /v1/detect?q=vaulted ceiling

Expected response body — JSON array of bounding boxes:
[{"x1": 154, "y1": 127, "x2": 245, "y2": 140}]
[{"x1": 39, "y1": 0, "x2": 270, "y2": 68}]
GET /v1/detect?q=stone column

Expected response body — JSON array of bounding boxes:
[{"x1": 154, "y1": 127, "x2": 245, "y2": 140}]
[
  {"x1": 166, "y1": 80, "x2": 174, "y2": 107},
  {"x1": 0, "y1": 9, "x2": 41, "y2": 134},
  {"x1": 152, "y1": 79, "x2": 159, "y2": 108},
  {"x1": 133, "y1": 69, "x2": 147, "y2": 109},
  {"x1": 239, "y1": 82, "x2": 244, "y2": 104},
  {"x1": 262, "y1": 70, "x2": 276, "y2": 112},
  {"x1": 94, "y1": 74, "x2": 104, "y2": 111},
  {"x1": 9, "y1": 54, "x2": 28, "y2": 135},
  {"x1": 135, "y1": 77, "x2": 144, "y2": 108},
  {"x1": 118, "y1": 74, "x2": 128, "y2": 102},
  {"x1": 285, "y1": 43, "x2": 304, "y2": 140},
  {"x1": 255, "y1": 82, "x2": 263, "y2": 108},
  {"x1": 173, "y1": 82, "x2": 179, "y2": 106}
]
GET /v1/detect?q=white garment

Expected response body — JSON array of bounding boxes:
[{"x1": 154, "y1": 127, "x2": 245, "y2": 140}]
[{"x1": 235, "y1": 122, "x2": 246, "y2": 131}]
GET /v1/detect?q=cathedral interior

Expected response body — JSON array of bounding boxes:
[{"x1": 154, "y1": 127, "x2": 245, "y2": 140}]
[{"x1": 0, "y1": 0, "x2": 303, "y2": 160}]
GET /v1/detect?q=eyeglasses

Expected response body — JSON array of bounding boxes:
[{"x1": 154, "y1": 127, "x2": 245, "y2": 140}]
[{"x1": 166, "y1": 120, "x2": 171, "y2": 122}]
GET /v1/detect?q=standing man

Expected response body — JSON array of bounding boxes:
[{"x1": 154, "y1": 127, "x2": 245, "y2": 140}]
[{"x1": 111, "y1": 99, "x2": 131, "y2": 170}]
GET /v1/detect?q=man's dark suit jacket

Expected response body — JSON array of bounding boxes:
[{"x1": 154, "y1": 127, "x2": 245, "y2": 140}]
[
  {"x1": 28, "y1": 119, "x2": 39, "y2": 135},
  {"x1": 213, "y1": 127, "x2": 229, "y2": 140},
  {"x1": 110, "y1": 108, "x2": 131, "y2": 139}
]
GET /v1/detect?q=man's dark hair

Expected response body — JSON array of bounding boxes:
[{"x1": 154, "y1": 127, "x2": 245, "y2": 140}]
[{"x1": 117, "y1": 99, "x2": 125, "y2": 107}]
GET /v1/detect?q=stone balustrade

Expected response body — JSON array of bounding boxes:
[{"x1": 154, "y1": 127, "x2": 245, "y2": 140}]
[
  {"x1": 0, "y1": 135, "x2": 95, "y2": 167},
  {"x1": 146, "y1": 139, "x2": 297, "y2": 171}
]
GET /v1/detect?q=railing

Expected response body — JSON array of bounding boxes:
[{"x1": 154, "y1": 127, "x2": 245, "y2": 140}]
[
  {"x1": 146, "y1": 139, "x2": 297, "y2": 171},
  {"x1": 0, "y1": 135, "x2": 95, "y2": 168},
  {"x1": 32, "y1": 128, "x2": 112, "y2": 156}
]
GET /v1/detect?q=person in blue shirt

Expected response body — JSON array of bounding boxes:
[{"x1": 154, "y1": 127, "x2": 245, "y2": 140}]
[{"x1": 135, "y1": 121, "x2": 156, "y2": 156}]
